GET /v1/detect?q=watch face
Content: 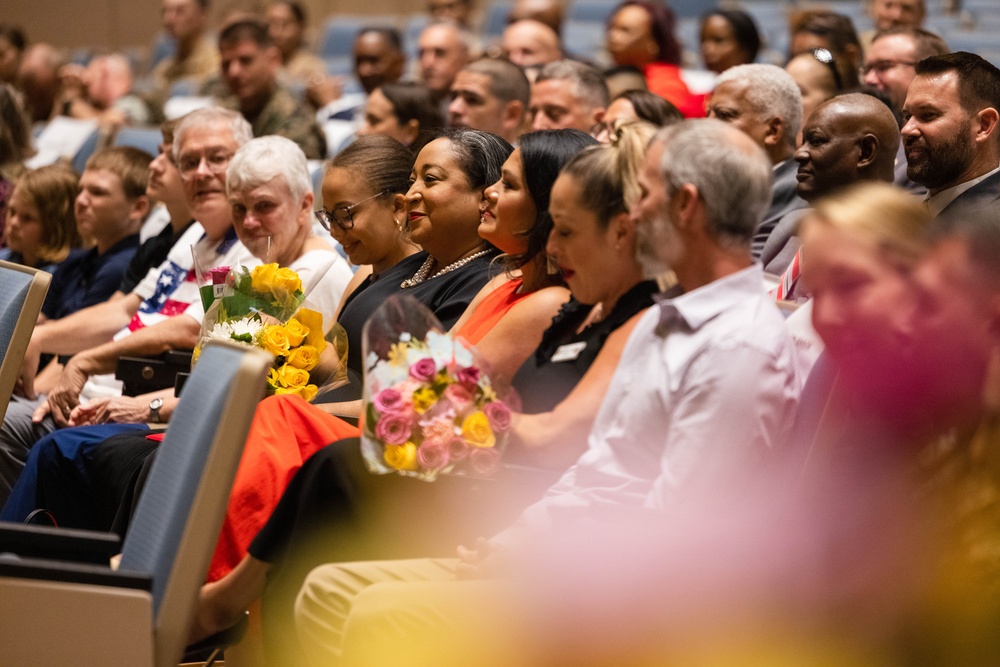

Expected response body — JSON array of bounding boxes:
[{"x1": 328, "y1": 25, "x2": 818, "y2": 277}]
[{"x1": 150, "y1": 398, "x2": 164, "y2": 410}]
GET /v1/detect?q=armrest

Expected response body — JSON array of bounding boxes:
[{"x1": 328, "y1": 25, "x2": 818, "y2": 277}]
[
  {"x1": 116, "y1": 350, "x2": 194, "y2": 396},
  {"x1": 0, "y1": 553, "x2": 151, "y2": 591},
  {"x1": 0, "y1": 522, "x2": 120, "y2": 565}
]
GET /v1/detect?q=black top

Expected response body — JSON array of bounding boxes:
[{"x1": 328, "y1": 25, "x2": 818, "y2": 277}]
[
  {"x1": 41, "y1": 234, "x2": 140, "y2": 320},
  {"x1": 511, "y1": 279, "x2": 659, "y2": 415},
  {"x1": 119, "y1": 220, "x2": 195, "y2": 295},
  {"x1": 322, "y1": 249, "x2": 496, "y2": 403}
]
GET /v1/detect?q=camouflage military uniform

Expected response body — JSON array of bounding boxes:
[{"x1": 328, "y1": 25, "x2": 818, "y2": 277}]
[{"x1": 223, "y1": 86, "x2": 327, "y2": 160}]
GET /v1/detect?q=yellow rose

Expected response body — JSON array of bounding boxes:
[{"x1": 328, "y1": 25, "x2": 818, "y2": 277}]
[
  {"x1": 287, "y1": 344, "x2": 320, "y2": 371},
  {"x1": 260, "y1": 324, "x2": 291, "y2": 356},
  {"x1": 271, "y1": 267, "x2": 303, "y2": 302},
  {"x1": 295, "y1": 308, "x2": 328, "y2": 352},
  {"x1": 384, "y1": 441, "x2": 419, "y2": 471},
  {"x1": 411, "y1": 386, "x2": 438, "y2": 414},
  {"x1": 276, "y1": 364, "x2": 310, "y2": 389},
  {"x1": 283, "y1": 317, "x2": 308, "y2": 347},
  {"x1": 275, "y1": 383, "x2": 318, "y2": 401},
  {"x1": 461, "y1": 411, "x2": 495, "y2": 449},
  {"x1": 250, "y1": 263, "x2": 279, "y2": 294}
]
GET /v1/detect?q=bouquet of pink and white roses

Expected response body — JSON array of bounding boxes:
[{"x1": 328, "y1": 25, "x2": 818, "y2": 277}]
[{"x1": 361, "y1": 298, "x2": 511, "y2": 481}]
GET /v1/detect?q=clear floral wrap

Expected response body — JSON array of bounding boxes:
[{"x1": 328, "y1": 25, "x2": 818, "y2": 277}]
[
  {"x1": 360, "y1": 295, "x2": 512, "y2": 482},
  {"x1": 194, "y1": 263, "x2": 348, "y2": 401}
]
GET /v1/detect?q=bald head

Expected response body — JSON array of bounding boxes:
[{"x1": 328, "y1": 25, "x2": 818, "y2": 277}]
[
  {"x1": 508, "y1": 0, "x2": 563, "y2": 34},
  {"x1": 795, "y1": 93, "x2": 900, "y2": 202},
  {"x1": 502, "y1": 19, "x2": 561, "y2": 69}
]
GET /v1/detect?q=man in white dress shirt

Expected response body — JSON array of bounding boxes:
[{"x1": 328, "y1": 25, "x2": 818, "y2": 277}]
[{"x1": 291, "y1": 119, "x2": 803, "y2": 666}]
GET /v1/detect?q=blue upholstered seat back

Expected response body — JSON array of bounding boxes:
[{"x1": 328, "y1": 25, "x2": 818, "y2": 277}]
[
  {"x1": 118, "y1": 344, "x2": 246, "y2": 614},
  {"x1": 0, "y1": 269, "x2": 34, "y2": 362}
]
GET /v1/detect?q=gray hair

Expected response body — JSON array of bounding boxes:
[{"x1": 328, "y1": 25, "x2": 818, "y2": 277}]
[
  {"x1": 716, "y1": 63, "x2": 802, "y2": 148},
  {"x1": 657, "y1": 119, "x2": 773, "y2": 249},
  {"x1": 172, "y1": 107, "x2": 253, "y2": 162},
  {"x1": 226, "y1": 135, "x2": 311, "y2": 203},
  {"x1": 535, "y1": 59, "x2": 610, "y2": 110}
]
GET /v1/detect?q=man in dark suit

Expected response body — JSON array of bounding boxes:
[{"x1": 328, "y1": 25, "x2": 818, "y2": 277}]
[
  {"x1": 902, "y1": 52, "x2": 1000, "y2": 217},
  {"x1": 706, "y1": 64, "x2": 806, "y2": 262},
  {"x1": 761, "y1": 93, "x2": 899, "y2": 274}
]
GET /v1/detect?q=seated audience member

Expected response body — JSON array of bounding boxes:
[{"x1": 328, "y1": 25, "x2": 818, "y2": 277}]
[
  {"x1": 0, "y1": 25, "x2": 25, "y2": 86},
  {"x1": 788, "y1": 10, "x2": 863, "y2": 82},
  {"x1": 418, "y1": 21, "x2": 474, "y2": 109},
  {"x1": 448, "y1": 58, "x2": 530, "y2": 145},
  {"x1": 861, "y1": 0, "x2": 926, "y2": 49},
  {"x1": 148, "y1": 0, "x2": 219, "y2": 114},
  {"x1": 699, "y1": 9, "x2": 761, "y2": 75},
  {"x1": 1, "y1": 135, "x2": 351, "y2": 527},
  {"x1": 768, "y1": 93, "x2": 899, "y2": 292},
  {"x1": 266, "y1": 0, "x2": 325, "y2": 86},
  {"x1": 309, "y1": 27, "x2": 406, "y2": 123},
  {"x1": 0, "y1": 108, "x2": 257, "y2": 496},
  {"x1": 785, "y1": 47, "x2": 855, "y2": 133},
  {"x1": 861, "y1": 27, "x2": 947, "y2": 193},
  {"x1": 500, "y1": 19, "x2": 562, "y2": 74},
  {"x1": 592, "y1": 89, "x2": 681, "y2": 142},
  {"x1": 215, "y1": 19, "x2": 326, "y2": 159},
  {"x1": 357, "y1": 82, "x2": 445, "y2": 154},
  {"x1": 17, "y1": 43, "x2": 64, "y2": 123},
  {"x1": 124, "y1": 119, "x2": 197, "y2": 295},
  {"x1": 706, "y1": 64, "x2": 804, "y2": 261},
  {"x1": 797, "y1": 183, "x2": 933, "y2": 452},
  {"x1": 41, "y1": 147, "x2": 150, "y2": 322},
  {"x1": 507, "y1": 0, "x2": 563, "y2": 36},
  {"x1": 51, "y1": 53, "x2": 149, "y2": 125},
  {"x1": 605, "y1": 1, "x2": 703, "y2": 118},
  {"x1": 428, "y1": 0, "x2": 475, "y2": 30},
  {"x1": 602, "y1": 65, "x2": 648, "y2": 100},
  {"x1": 0, "y1": 83, "x2": 36, "y2": 239},
  {"x1": 1, "y1": 165, "x2": 82, "y2": 273},
  {"x1": 902, "y1": 52, "x2": 1000, "y2": 217},
  {"x1": 289, "y1": 118, "x2": 802, "y2": 665},
  {"x1": 529, "y1": 59, "x2": 608, "y2": 132}
]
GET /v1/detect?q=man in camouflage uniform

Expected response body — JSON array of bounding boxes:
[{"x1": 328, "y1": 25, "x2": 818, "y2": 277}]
[{"x1": 216, "y1": 18, "x2": 326, "y2": 159}]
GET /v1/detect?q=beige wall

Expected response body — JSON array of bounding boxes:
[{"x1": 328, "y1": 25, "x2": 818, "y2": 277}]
[{"x1": 5, "y1": 0, "x2": 428, "y2": 52}]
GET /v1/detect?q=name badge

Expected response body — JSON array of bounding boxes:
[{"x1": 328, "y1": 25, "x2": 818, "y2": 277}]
[{"x1": 550, "y1": 341, "x2": 586, "y2": 363}]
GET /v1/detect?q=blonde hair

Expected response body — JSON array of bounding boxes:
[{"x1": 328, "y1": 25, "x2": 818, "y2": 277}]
[{"x1": 802, "y1": 182, "x2": 931, "y2": 270}]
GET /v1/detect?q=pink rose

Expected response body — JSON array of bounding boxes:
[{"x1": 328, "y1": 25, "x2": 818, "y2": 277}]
[
  {"x1": 419, "y1": 414, "x2": 458, "y2": 443},
  {"x1": 449, "y1": 437, "x2": 470, "y2": 460},
  {"x1": 442, "y1": 384, "x2": 475, "y2": 411},
  {"x1": 483, "y1": 401, "x2": 512, "y2": 432},
  {"x1": 373, "y1": 388, "x2": 405, "y2": 414},
  {"x1": 409, "y1": 357, "x2": 437, "y2": 382},
  {"x1": 457, "y1": 366, "x2": 480, "y2": 386},
  {"x1": 375, "y1": 412, "x2": 412, "y2": 445},
  {"x1": 210, "y1": 266, "x2": 231, "y2": 285},
  {"x1": 469, "y1": 447, "x2": 501, "y2": 475},
  {"x1": 417, "y1": 441, "x2": 450, "y2": 470}
]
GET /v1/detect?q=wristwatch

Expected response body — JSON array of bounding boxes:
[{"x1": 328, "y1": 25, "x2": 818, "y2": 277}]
[{"x1": 148, "y1": 397, "x2": 164, "y2": 424}]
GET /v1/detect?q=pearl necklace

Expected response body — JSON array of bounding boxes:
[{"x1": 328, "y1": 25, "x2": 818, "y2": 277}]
[{"x1": 400, "y1": 249, "x2": 491, "y2": 288}]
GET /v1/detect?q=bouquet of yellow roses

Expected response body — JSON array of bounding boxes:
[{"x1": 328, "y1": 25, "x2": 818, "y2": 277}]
[
  {"x1": 360, "y1": 296, "x2": 512, "y2": 481},
  {"x1": 195, "y1": 263, "x2": 348, "y2": 401}
]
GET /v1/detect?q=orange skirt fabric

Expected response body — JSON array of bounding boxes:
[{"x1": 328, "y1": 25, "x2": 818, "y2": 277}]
[{"x1": 208, "y1": 393, "x2": 359, "y2": 581}]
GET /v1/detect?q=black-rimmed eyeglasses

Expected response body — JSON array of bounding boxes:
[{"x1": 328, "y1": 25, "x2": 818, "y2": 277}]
[{"x1": 314, "y1": 191, "x2": 388, "y2": 231}]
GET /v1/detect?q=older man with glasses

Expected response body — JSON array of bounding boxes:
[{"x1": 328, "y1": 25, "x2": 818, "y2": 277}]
[{"x1": 0, "y1": 109, "x2": 260, "y2": 487}]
